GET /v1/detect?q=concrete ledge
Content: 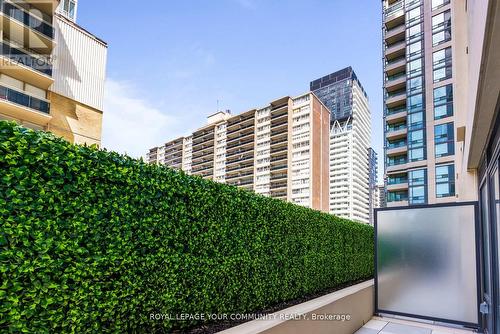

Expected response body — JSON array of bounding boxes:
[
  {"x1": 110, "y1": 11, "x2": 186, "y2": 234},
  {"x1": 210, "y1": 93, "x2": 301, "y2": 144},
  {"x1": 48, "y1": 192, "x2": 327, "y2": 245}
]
[{"x1": 218, "y1": 280, "x2": 374, "y2": 334}]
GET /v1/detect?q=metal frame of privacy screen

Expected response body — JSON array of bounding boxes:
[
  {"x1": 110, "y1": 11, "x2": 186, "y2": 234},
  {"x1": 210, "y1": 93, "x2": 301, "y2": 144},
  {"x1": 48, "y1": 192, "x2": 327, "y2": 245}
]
[{"x1": 375, "y1": 202, "x2": 481, "y2": 330}]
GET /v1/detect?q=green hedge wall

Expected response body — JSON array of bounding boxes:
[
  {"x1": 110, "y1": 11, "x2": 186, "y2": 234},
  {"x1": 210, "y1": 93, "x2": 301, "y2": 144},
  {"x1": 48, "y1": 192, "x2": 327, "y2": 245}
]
[{"x1": 0, "y1": 121, "x2": 374, "y2": 333}]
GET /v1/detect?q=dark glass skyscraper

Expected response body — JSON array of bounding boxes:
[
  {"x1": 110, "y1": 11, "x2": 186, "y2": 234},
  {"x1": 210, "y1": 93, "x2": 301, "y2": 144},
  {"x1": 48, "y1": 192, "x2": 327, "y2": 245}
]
[
  {"x1": 310, "y1": 67, "x2": 373, "y2": 223},
  {"x1": 310, "y1": 66, "x2": 368, "y2": 123}
]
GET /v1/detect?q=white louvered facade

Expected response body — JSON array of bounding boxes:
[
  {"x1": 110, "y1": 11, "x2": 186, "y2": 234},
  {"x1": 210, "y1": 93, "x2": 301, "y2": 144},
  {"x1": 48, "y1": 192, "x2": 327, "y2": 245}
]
[{"x1": 52, "y1": 14, "x2": 107, "y2": 111}]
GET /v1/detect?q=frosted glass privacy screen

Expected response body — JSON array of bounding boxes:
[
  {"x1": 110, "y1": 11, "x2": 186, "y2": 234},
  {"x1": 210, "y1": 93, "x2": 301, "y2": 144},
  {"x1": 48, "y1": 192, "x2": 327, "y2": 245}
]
[{"x1": 376, "y1": 204, "x2": 479, "y2": 326}]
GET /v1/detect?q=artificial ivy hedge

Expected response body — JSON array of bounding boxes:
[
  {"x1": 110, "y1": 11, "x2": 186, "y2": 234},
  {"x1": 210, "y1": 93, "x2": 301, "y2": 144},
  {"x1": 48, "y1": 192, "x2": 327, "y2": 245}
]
[{"x1": 0, "y1": 121, "x2": 374, "y2": 333}]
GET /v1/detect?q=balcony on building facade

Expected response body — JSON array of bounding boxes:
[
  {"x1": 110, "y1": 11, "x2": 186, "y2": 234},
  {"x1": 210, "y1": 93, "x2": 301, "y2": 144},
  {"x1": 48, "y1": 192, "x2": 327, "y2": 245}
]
[
  {"x1": 271, "y1": 118, "x2": 288, "y2": 129},
  {"x1": 191, "y1": 164, "x2": 214, "y2": 174},
  {"x1": 226, "y1": 154, "x2": 253, "y2": 166},
  {"x1": 271, "y1": 110, "x2": 288, "y2": 121},
  {"x1": 191, "y1": 146, "x2": 214, "y2": 159},
  {"x1": 385, "y1": 40, "x2": 406, "y2": 60},
  {"x1": 385, "y1": 88, "x2": 407, "y2": 108},
  {"x1": 384, "y1": 0, "x2": 404, "y2": 29},
  {"x1": 226, "y1": 122, "x2": 254, "y2": 136},
  {"x1": 0, "y1": 84, "x2": 51, "y2": 124},
  {"x1": 164, "y1": 138, "x2": 184, "y2": 150},
  {"x1": 270, "y1": 172, "x2": 287, "y2": 181},
  {"x1": 226, "y1": 146, "x2": 253, "y2": 158},
  {"x1": 192, "y1": 131, "x2": 214, "y2": 146},
  {"x1": 387, "y1": 154, "x2": 407, "y2": 168},
  {"x1": 226, "y1": 163, "x2": 253, "y2": 173},
  {"x1": 385, "y1": 121, "x2": 407, "y2": 140},
  {"x1": 226, "y1": 135, "x2": 254, "y2": 149},
  {"x1": 227, "y1": 175, "x2": 254, "y2": 187},
  {"x1": 385, "y1": 71, "x2": 406, "y2": 92},
  {"x1": 386, "y1": 189, "x2": 409, "y2": 207},
  {"x1": 386, "y1": 173, "x2": 409, "y2": 192},
  {"x1": 270, "y1": 137, "x2": 288, "y2": 148},
  {"x1": 385, "y1": 56, "x2": 406, "y2": 75},
  {"x1": 384, "y1": 24, "x2": 405, "y2": 44},
  {"x1": 226, "y1": 170, "x2": 253, "y2": 181},
  {"x1": 385, "y1": 105, "x2": 407, "y2": 123},
  {"x1": 227, "y1": 111, "x2": 255, "y2": 132},
  {"x1": 164, "y1": 145, "x2": 183, "y2": 157},
  {"x1": 25, "y1": 0, "x2": 59, "y2": 15},
  {"x1": 0, "y1": 0, "x2": 55, "y2": 50},
  {"x1": 386, "y1": 145, "x2": 408, "y2": 157},
  {"x1": 270, "y1": 154, "x2": 287, "y2": 164},
  {"x1": 164, "y1": 155, "x2": 183, "y2": 166},
  {"x1": 0, "y1": 41, "x2": 53, "y2": 88}
]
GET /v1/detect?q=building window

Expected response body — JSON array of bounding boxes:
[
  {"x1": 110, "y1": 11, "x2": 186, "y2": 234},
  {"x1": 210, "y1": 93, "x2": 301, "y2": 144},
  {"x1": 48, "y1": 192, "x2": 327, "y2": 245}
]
[
  {"x1": 434, "y1": 84, "x2": 454, "y2": 119},
  {"x1": 409, "y1": 169, "x2": 427, "y2": 205},
  {"x1": 409, "y1": 129, "x2": 424, "y2": 146},
  {"x1": 407, "y1": 40, "x2": 423, "y2": 60},
  {"x1": 432, "y1": 0, "x2": 450, "y2": 10},
  {"x1": 432, "y1": 10, "x2": 452, "y2": 46},
  {"x1": 435, "y1": 122, "x2": 455, "y2": 157},
  {"x1": 61, "y1": 0, "x2": 77, "y2": 20},
  {"x1": 407, "y1": 76, "x2": 423, "y2": 95},
  {"x1": 433, "y1": 47, "x2": 452, "y2": 82},
  {"x1": 436, "y1": 164, "x2": 455, "y2": 198},
  {"x1": 387, "y1": 190, "x2": 408, "y2": 202},
  {"x1": 408, "y1": 93, "x2": 424, "y2": 113},
  {"x1": 407, "y1": 6, "x2": 422, "y2": 25},
  {"x1": 409, "y1": 147, "x2": 425, "y2": 161},
  {"x1": 407, "y1": 22, "x2": 423, "y2": 44},
  {"x1": 408, "y1": 111, "x2": 424, "y2": 130},
  {"x1": 407, "y1": 58, "x2": 423, "y2": 77},
  {"x1": 408, "y1": 129, "x2": 426, "y2": 162}
]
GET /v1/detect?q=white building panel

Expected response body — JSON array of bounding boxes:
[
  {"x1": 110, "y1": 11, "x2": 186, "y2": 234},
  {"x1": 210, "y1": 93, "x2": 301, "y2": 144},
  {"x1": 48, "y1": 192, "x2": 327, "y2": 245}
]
[{"x1": 52, "y1": 15, "x2": 107, "y2": 111}]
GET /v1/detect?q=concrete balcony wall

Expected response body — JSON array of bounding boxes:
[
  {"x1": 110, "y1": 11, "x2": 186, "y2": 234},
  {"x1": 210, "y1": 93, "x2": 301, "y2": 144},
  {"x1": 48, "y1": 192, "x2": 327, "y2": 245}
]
[{"x1": 218, "y1": 280, "x2": 374, "y2": 334}]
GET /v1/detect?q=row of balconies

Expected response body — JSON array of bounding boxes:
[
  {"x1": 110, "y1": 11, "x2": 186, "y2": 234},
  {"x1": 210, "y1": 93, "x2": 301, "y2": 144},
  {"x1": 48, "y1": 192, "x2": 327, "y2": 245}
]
[
  {"x1": 0, "y1": 1, "x2": 57, "y2": 124},
  {"x1": 1, "y1": 0, "x2": 55, "y2": 40},
  {"x1": 226, "y1": 136, "x2": 254, "y2": 149},
  {"x1": 0, "y1": 83, "x2": 50, "y2": 114},
  {"x1": 226, "y1": 154, "x2": 253, "y2": 165}
]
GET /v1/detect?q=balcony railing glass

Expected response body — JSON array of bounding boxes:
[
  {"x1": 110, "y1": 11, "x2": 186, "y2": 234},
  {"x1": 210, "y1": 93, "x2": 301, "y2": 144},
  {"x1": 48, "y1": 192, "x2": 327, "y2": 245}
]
[
  {"x1": 386, "y1": 122, "x2": 407, "y2": 132},
  {"x1": 387, "y1": 155, "x2": 408, "y2": 166},
  {"x1": 386, "y1": 89, "x2": 406, "y2": 99},
  {"x1": 387, "y1": 190, "x2": 408, "y2": 202},
  {"x1": 388, "y1": 175, "x2": 408, "y2": 185},
  {"x1": 386, "y1": 72, "x2": 406, "y2": 82},
  {"x1": 1, "y1": 42, "x2": 52, "y2": 76},
  {"x1": 387, "y1": 139, "x2": 407, "y2": 149},
  {"x1": 386, "y1": 106, "x2": 406, "y2": 116},
  {"x1": 0, "y1": 0, "x2": 54, "y2": 39},
  {"x1": 0, "y1": 84, "x2": 50, "y2": 114},
  {"x1": 385, "y1": 56, "x2": 405, "y2": 67},
  {"x1": 385, "y1": 0, "x2": 403, "y2": 18}
]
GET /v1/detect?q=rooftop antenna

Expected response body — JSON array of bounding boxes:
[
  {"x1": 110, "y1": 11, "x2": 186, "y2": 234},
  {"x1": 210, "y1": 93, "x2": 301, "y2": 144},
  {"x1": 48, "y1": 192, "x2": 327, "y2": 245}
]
[{"x1": 217, "y1": 99, "x2": 220, "y2": 112}]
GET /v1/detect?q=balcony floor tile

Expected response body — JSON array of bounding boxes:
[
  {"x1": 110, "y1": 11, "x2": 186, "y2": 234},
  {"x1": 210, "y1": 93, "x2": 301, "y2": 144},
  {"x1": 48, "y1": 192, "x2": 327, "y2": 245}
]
[
  {"x1": 380, "y1": 323, "x2": 431, "y2": 334},
  {"x1": 355, "y1": 328, "x2": 380, "y2": 334},
  {"x1": 355, "y1": 317, "x2": 476, "y2": 334}
]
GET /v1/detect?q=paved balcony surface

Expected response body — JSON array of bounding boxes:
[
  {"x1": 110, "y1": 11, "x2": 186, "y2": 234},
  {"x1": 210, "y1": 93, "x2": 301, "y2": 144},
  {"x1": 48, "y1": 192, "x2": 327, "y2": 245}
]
[{"x1": 355, "y1": 316, "x2": 476, "y2": 334}]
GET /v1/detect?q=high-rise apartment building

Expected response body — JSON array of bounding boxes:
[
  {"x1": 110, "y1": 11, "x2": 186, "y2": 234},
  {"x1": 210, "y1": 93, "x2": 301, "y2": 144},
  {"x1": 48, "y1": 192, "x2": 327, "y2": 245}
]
[
  {"x1": 381, "y1": 0, "x2": 481, "y2": 207},
  {"x1": 311, "y1": 67, "x2": 372, "y2": 224},
  {"x1": 368, "y1": 148, "x2": 379, "y2": 224},
  {"x1": 0, "y1": 0, "x2": 107, "y2": 145},
  {"x1": 148, "y1": 92, "x2": 331, "y2": 212},
  {"x1": 377, "y1": 184, "x2": 387, "y2": 208},
  {"x1": 381, "y1": 0, "x2": 500, "y2": 330}
]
